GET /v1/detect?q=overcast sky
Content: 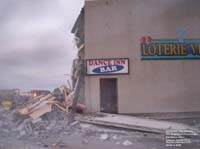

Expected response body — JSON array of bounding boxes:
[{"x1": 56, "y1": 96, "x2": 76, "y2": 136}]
[{"x1": 0, "y1": 0, "x2": 84, "y2": 91}]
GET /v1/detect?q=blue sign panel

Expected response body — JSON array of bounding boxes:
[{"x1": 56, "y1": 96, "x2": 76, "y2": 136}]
[{"x1": 92, "y1": 65, "x2": 124, "y2": 74}]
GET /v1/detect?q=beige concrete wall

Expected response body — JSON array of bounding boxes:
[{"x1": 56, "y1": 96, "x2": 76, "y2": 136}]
[{"x1": 84, "y1": 0, "x2": 200, "y2": 113}]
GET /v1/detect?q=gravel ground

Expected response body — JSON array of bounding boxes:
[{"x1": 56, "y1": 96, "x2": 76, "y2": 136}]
[{"x1": 0, "y1": 107, "x2": 200, "y2": 149}]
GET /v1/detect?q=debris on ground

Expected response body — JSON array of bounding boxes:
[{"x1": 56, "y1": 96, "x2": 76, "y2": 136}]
[
  {"x1": 18, "y1": 94, "x2": 60, "y2": 119},
  {"x1": 100, "y1": 133, "x2": 109, "y2": 141},
  {"x1": 82, "y1": 138, "x2": 89, "y2": 144},
  {"x1": 17, "y1": 85, "x2": 86, "y2": 120},
  {"x1": 0, "y1": 89, "x2": 200, "y2": 148},
  {"x1": 78, "y1": 113, "x2": 200, "y2": 134},
  {"x1": 51, "y1": 142, "x2": 68, "y2": 148},
  {"x1": 123, "y1": 140, "x2": 132, "y2": 146},
  {"x1": 0, "y1": 85, "x2": 87, "y2": 142}
]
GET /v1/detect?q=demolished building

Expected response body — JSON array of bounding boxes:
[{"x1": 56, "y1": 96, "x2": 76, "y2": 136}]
[{"x1": 71, "y1": 0, "x2": 200, "y2": 114}]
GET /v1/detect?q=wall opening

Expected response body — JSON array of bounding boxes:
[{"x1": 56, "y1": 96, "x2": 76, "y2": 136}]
[{"x1": 100, "y1": 78, "x2": 118, "y2": 114}]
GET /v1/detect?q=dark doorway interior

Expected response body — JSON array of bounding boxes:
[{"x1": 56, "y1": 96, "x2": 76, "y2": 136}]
[{"x1": 100, "y1": 78, "x2": 118, "y2": 114}]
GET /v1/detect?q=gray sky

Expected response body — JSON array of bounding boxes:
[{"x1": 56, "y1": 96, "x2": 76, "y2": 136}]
[{"x1": 0, "y1": 0, "x2": 84, "y2": 91}]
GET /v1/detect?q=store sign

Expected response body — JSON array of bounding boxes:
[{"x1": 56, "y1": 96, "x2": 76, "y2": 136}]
[
  {"x1": 86, "y1": 58, "x2": 129, "y2": 75},
  {"x1": 141, "y1": 36, "x2": 200, "y2": 60}
]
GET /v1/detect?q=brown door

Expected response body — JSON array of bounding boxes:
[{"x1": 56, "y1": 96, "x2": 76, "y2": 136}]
[{"x1": 100, "y1": 78, "x2": 118, "y2": 113}]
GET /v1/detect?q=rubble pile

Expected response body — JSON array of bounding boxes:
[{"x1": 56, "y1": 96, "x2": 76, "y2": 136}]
[
  {"x1": 0, "y1": 108, "x2": 18, "y2": 138},
  {"x1": 0, "y1": 87, "x2": 79, "y2": 140},
  {"x1": 0, "y1": 104, "x2": 141, "y2": 147},
  {"x1": 0, "y1": 90, "x2": 152, "y2": 147},
  {"x1": 0, "y1": 105, "x2": 67, "y2": 139},
  {"x1": 15, "y1": 117, "x2": 68, "y2": 139},
  {"x1": 0, "y1": 88, "x2": 199, "y2": 148},
  {"x1": 0, "y1": 84, "x2": 89, "y2": 148}
]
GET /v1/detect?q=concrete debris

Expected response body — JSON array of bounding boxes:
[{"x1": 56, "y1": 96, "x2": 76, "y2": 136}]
[
  {"x1": 100, "y1": 133, "x2": 109, "y2": 141},
  {"x1": 123, "y1": 140, "x2": 132, "y2": 146},
  {"x1": 82, "y1": 138, "x2": 89, "y2": 144},
  {"x1": 116, "y1": 141, "x2": 120, "y2": 145},
  {"x1": 112, "y1": 135, "x2": 118, "y2": 140},
  {"x1": 86, "y1": 113, "x2": 200, "y2": 134},
  {"x1": 51, "y1": 142, "x2": 68, "y2": 148},
  {"x1": 0, "y1": 87, "x2": 86, "y2": 142},
  {"x1": 70, "y1": 120, "x2": 79, "y2": 126},
  {"x1": 0, "y1": 90, "x2": 200, "y2": 148},
  {"x1": 80, "y1": 123, "x2": 91, "y2": 128},
  {"x1": 0, "y1": 105, "x2": 199, "y2": 148},
  {"x1": 32, "y1": 117, "x2": 42, "y2": 124},
  {"x1": 19, "y1": 130, "x2": 26, "y2": 137}
]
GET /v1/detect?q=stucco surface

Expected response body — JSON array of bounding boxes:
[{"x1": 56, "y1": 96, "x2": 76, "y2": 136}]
[{"x1": 84, "y1": 0, "x2": 200, "y2": 113}]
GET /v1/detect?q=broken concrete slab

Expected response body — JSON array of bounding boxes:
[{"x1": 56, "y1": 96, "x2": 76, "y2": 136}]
[
  {"x1": 131, "y1": 112, "x2": 200, "y2": 120},
  {"x1": 77, "y1": 113, "x2": 200, "y2": 134},
  {"x1": 123, "y1": 140, "x2": 132, "y2": 146},
  {"x1": 100, "y1": 133, "x2": 109, "y2": 141}
]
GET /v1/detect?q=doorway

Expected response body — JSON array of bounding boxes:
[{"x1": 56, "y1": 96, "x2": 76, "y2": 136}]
[{"x1": 100, "y1": 78, "x2": 118, "y2": 113}]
